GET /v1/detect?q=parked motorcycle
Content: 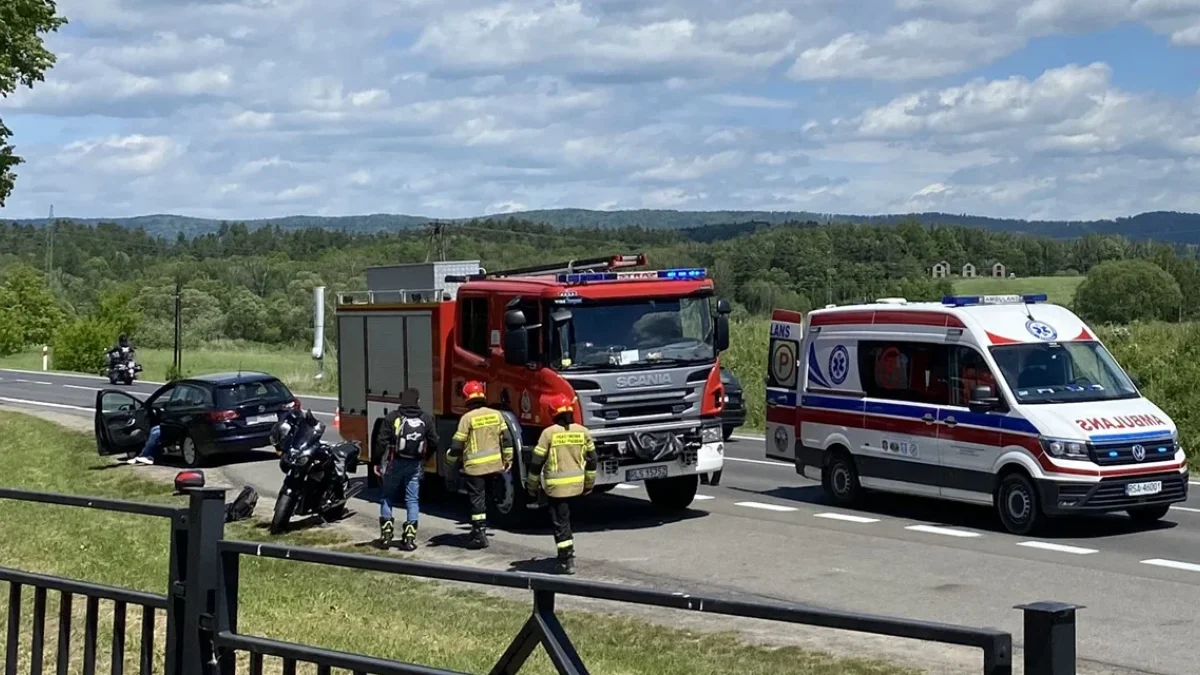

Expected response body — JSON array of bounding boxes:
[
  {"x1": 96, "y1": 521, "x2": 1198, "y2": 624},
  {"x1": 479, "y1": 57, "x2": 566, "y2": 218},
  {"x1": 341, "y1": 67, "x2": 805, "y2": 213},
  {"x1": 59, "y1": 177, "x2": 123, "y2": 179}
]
[
  {"x1": 268, "y1": 409, "x2": 361, "y2": 534},
  {"x1": 104, "y1": 347, "x2": 142, "y2": 385}
]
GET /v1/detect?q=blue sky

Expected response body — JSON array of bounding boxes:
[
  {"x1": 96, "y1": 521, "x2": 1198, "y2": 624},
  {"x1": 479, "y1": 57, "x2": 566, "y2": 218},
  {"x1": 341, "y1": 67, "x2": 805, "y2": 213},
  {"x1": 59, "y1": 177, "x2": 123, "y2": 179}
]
[{"x1": 1, "y1": 0, "x2": 1198, "y2": 222}]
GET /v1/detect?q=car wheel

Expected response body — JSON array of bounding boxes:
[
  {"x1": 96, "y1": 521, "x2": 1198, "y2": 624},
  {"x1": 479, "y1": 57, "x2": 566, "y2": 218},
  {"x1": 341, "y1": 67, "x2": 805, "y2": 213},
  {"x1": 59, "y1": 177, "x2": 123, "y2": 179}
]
[
  {"x1": 822, "y1": 452, "x2": 861, "y2": 506},
  {"x1": 995, "y1": 472, "x2": 1044, "y2": 535},
  {"x1": 1128, "y1": 504, "x2": 1171, "y2": 524},
  {"x1": 180, "y1": 436, "x2": 204, "y2": 468}
]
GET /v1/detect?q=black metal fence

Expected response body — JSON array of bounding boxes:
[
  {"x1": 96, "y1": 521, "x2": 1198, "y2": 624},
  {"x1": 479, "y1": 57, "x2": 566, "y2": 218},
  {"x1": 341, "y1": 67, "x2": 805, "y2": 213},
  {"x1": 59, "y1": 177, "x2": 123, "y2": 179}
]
[{"x1": 1, "y1": 487, "x2": 1083, "y2": 675}]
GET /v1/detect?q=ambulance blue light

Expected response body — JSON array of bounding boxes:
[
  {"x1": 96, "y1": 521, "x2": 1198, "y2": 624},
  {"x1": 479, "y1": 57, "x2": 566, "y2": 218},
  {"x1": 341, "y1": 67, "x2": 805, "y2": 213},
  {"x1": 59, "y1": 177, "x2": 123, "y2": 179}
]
[{"x1": 942, "y1": 293, "x2": 1048, "y2": 307}]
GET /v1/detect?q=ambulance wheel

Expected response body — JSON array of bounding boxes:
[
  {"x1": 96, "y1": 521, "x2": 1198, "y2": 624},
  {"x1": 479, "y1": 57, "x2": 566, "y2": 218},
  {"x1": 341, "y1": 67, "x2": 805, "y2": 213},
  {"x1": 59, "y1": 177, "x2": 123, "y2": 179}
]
[
  {"x1": 996, "y1": 472, "x2": 1044, "y2": 535},
  {"x1": 645, "y1": 476, "x2": 699, "y2": 510},
  {"x1": 1127, "y1": 505, "x2": 1171, "y2": 524},
  {"x1": 823, "y1": 451, "x2": 861, "y2": 506}
]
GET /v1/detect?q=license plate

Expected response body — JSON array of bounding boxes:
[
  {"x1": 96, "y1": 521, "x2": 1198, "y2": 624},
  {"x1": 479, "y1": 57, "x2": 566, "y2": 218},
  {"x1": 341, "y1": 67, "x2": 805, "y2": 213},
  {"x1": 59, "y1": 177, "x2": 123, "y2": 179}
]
[
  {"x1": 248, "y1": 414, "x2": 278, "y2": 426},
  {"x1": 1126, "y1": 481, "x2": 1162, "y2": 497},
  {"x1": 626, "y1": 466, "x2": 669, "y2": 482}
]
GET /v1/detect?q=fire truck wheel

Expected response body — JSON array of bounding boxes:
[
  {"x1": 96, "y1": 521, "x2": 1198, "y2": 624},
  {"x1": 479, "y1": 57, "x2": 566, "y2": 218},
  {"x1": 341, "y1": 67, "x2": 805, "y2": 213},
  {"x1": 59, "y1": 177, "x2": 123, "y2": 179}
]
[
  {"x1": 645, "y1": 476, "x2": 699, "y2": 510},
  {"x1": 591, "y1": 484, "x2": 616, "y2": 495},
  {"x1": 486, "y1": 467, "x2": 530, "y2": 529}
]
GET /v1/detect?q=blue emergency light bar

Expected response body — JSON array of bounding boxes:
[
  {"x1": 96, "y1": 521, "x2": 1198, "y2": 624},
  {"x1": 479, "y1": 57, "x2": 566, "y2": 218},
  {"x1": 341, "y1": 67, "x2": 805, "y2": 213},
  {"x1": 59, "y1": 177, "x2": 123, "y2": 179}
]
[
  {"x1": 942, "y1": 293, "x2": 1048, "y2": 307},
  {"x1": 556, "y1": 268, "x2": 707, "y2": 284}
]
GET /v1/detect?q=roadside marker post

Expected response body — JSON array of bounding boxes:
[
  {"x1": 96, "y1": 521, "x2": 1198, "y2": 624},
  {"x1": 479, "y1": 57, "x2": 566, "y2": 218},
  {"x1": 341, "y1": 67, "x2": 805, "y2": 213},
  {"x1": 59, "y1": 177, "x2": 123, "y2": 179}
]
[{"x1": 41, "y1": 346, "x2": 48, "y2": 371}]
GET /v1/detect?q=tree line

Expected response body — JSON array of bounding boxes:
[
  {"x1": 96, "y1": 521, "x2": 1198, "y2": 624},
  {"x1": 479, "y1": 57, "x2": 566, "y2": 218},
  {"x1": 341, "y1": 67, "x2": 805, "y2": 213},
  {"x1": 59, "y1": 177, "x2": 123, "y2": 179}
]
[{"x1": 1, "y1": 216, "x2": 1199, "y2": 359}]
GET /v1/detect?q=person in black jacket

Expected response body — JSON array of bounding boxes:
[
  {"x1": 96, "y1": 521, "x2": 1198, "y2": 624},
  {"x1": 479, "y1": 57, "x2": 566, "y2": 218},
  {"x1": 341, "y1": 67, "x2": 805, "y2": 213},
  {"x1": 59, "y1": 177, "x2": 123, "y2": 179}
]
[{"x1": 374, "y1": 388, "x2": 439, "y2": 550}]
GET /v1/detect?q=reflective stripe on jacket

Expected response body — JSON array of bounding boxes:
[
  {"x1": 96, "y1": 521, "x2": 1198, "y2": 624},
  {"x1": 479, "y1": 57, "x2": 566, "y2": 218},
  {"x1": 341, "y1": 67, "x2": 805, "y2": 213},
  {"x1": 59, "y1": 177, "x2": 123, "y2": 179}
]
[
  {"x1": 529, "y1": 423, "x2": 597, "y2": 498},
  {"x1": 450, "y1": 406, "x2": 512, "y2": 476}
]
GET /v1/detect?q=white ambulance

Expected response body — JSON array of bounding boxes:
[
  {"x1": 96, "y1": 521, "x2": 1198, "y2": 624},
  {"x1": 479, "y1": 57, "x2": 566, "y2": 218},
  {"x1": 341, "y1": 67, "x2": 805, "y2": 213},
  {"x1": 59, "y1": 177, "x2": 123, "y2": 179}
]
[{"x1": 764, "y1": 294, "x2": 1188, "y2": 535}]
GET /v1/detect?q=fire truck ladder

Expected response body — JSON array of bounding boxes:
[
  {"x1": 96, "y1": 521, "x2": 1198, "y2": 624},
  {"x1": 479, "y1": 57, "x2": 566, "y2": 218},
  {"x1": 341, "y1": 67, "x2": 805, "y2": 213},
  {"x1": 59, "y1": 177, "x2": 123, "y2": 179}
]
[{"x1": 444, "y1": 253, "x2": 647, "y2": 283}]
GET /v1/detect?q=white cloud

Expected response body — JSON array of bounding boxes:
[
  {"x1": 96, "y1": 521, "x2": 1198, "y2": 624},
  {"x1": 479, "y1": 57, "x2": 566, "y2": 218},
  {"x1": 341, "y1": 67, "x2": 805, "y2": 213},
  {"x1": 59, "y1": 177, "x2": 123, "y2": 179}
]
[{"x1": 1, "y1": 0, "x2": 1199, "y2": 223}]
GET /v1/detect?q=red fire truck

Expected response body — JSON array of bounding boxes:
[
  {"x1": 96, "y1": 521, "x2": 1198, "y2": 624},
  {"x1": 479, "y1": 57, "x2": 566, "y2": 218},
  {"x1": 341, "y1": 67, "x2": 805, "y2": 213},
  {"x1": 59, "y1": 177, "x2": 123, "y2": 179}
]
[{"x1": 334, "y1": 254, "x2": 731, "y2": 524}]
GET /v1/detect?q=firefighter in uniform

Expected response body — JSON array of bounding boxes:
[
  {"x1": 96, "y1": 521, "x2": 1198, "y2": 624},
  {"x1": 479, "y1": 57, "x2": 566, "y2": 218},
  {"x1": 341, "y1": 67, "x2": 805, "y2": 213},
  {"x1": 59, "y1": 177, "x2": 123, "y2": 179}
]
[
  {"x1": 526, "y1": 393, "x2": 596, "y2": 575},
  {"x1": 446, "y1": 381, "x2": 514, "y2": 549}
]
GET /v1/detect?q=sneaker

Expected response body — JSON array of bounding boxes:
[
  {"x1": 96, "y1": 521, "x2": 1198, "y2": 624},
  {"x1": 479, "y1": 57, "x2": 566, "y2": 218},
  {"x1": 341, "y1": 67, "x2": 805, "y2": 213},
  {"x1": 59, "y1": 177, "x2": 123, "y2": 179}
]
[
  {"x1": 379, "y1": 519, "x2": 395, "y2": 548},
  {"x1": 127, "y1": 456, "x2": 153, "y2": 466}
]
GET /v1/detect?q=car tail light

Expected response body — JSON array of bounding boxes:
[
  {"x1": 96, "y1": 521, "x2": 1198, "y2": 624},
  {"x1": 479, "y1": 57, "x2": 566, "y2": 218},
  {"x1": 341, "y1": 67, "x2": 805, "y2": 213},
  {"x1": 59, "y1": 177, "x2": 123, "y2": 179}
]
[
  {"x1": 208, "y1": 410, "x2": 238, "y2": 423},
  {"x1": 285, "y1": 398, "x2": 300, "y2": 411}
]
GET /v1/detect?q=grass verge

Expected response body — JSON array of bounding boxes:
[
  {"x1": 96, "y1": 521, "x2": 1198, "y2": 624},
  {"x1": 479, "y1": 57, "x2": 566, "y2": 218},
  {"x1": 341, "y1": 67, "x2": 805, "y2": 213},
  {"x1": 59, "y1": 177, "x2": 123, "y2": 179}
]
[{"x1": 0, "y1": 411, "x2": 914, "y2": 675}]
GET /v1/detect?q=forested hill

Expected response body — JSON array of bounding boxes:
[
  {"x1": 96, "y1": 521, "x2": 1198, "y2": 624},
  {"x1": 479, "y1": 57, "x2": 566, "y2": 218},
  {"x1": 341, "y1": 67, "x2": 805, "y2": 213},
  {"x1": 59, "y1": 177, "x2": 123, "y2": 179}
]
[{"x1": 5, "y1": 209, "x2": 1200, "y2": 244}]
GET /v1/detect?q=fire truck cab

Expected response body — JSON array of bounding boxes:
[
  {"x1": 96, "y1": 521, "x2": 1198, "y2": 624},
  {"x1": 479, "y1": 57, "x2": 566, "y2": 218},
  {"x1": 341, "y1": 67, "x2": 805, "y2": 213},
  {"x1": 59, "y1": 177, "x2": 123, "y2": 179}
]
[{"x1": 335, "y1": 254, "x2": 731, "y2": 525}]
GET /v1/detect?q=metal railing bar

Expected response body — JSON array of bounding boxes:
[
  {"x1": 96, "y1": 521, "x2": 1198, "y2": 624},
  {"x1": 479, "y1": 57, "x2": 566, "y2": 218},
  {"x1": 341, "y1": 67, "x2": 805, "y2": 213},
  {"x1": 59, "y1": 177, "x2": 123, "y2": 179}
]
[
  {"x1": 139, "y1": 609, "x2": 155, "y2": 675},
  {"x1": 55, "y1": 592, "x2": 72, "y2": 675},
  {"x1": 6, "y1": 582, "x2": 21, "y2": 675},
  {"x1": 216, "y1": 633, "x2": 471, "y2": 675},
  {"x1": 112, "y1": 601, "x2": 127, "y2": 675},
  {"x1": 249, "y1": 652, "x2": 263, "y2": 675},
  {"x1": 222, "y1": 541, "x2": 1008, "y2": 649},
  {"x1": 31, "y1": 587, "x2": 47, "y2": 675},
  {"x1": 83, "y1": 596, "x2": 99, "y2": 675},
  {"x1": 0, "y1": 488, "x2": 183, "y2": 519},
  {"x1": 0, "y1": 568, "x2": 169, "y2": 610}
]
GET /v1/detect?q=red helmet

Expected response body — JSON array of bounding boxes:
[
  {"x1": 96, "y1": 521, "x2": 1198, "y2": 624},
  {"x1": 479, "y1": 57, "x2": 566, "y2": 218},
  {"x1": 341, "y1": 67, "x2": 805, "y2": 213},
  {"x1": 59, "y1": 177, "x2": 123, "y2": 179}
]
[
  {"x1": 463, "y1": 381, "x2": 486, "y2": 401},
  {"x1": 547, "y1": 393, "x2": 574, "y2": 416}
]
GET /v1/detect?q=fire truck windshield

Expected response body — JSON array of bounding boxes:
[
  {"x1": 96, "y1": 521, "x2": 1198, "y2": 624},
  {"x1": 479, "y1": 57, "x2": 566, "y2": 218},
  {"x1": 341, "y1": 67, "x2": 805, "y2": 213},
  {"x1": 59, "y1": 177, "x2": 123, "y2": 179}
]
[{"x1": 552, "y1": 296, "x2": 715, "y2": 370}]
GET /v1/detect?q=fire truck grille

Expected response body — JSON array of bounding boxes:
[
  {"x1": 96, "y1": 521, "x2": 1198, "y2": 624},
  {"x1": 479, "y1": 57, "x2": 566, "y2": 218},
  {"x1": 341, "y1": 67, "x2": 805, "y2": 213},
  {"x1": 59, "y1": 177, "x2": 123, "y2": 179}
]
[{"x1": 584, "y1": 387, "x2": 697, "y2": 427}]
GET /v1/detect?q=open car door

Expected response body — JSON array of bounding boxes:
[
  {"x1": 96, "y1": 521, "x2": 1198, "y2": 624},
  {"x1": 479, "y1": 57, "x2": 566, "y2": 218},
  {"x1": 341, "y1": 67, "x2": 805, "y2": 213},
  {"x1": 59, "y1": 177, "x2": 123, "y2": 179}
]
[{"x1": 95, "y1": 389, "x2": 150, "y2": 457}]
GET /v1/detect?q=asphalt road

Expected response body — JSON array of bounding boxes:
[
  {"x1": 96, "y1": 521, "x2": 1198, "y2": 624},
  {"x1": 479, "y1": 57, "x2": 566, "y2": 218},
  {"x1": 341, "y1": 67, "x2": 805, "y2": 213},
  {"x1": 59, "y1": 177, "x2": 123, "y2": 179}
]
[{"x1": 5, "y1": 367, "x2": 1200, "y2": 675}]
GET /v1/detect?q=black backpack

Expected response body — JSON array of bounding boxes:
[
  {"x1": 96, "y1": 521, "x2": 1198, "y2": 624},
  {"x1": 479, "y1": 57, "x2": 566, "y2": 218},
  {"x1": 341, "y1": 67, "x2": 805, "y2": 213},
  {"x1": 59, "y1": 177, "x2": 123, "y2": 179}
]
[
  {"x1": 394, "y1": 414, "x2": 428, "y2": 460},
  {"x1": 224, "y1": 486, "x2": 258, "y2": 523}
]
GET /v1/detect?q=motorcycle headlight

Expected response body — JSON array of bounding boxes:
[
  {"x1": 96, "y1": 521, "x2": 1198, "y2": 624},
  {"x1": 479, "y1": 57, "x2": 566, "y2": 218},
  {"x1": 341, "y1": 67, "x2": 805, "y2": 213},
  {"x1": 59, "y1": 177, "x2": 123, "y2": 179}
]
[
  {"x1": 701, "y1": 425, "x2": 722, "y2": 444},
  {"x1": 1040, "y1": 438, "x2": 1089, "y2": 460}
]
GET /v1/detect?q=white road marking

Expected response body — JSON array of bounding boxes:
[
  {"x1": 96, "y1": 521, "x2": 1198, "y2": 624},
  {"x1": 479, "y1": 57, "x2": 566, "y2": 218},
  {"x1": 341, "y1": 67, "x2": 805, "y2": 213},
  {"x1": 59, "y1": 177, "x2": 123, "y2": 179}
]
[
  {"x1": 1016, "y1": 541, "x2": 1098, "y2": 555},
  {"x1": 1190, "y1": 481, "x2": 1200, "y2": 487},
  {"x1": 724, "y1": 457, "x2": 791, "y2": 468},
  {"x1": 0, "y1": 397, "x2": 93, "y2": 412},
  {"x1": 15, "y1": 379, "x2": 52, "y2": 385},
  {"x1": 904, "y1": 525, "x2": 981, "y2": 538},
  {"x1": 1170, "y1": 506, "x2": 1200, "y2": 514},
  {"x1": 1141, "y1": 558, "x2": 1200, "y2": 573},
  {"x1": 614, "y1": 484, "x2": 641, "y2": 490},
  {"x1": 63, "y1": 384, "x2": 99, "y2": 391},
  {"x1": 692, "y1": 495, "x2": 715, "y2": 501},
  {"x1": 814, "y1": 512, "x2": 880, "y2": 524},
  {"x1": 0, "y1": 368, "x2": 339, "y2": 401},
  {"x1": 734, "y1": 501, "x2": 798, "y2": 512}
]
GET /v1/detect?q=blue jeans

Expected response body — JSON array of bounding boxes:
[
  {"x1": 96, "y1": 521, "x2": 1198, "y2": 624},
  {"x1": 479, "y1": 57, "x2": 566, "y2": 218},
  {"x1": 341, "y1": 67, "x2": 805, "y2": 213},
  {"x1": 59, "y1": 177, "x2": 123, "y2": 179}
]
[
  {"x1": 137, "y1": 426, "x2": 162, "y2": 459},
  {"x1": 380, "y1": 458, "x2": 423, "y2": 523}
]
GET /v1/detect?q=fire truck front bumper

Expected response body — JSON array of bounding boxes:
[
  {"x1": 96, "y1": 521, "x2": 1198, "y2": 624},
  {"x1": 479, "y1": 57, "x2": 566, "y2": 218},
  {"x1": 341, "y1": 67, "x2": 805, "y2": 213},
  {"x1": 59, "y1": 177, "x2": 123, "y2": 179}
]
[{"x1": 592, "y1": 439, "x2": 724, "y2": 486}]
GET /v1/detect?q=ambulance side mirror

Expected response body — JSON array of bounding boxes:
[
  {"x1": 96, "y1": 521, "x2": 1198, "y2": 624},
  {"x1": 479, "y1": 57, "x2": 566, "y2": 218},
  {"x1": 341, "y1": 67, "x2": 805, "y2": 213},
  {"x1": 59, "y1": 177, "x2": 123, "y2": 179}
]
[
  {"x1": 714, "y1": 298, "x2": 732, "y2": 352},
  {"x1": 968, "y1": 385, "x2": 1002, "y2": 414}
]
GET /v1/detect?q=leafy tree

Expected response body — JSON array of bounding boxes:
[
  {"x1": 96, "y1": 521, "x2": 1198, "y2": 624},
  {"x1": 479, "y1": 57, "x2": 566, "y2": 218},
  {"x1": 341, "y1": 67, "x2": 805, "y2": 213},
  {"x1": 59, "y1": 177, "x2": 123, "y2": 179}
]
[
  {"x1": 0, "y1": 262, "x2": 64, "y2": 345},
  {"x1": 1073, "y1": 260, "x2": 1183, "y2": 324},
  {"x1": 0, "y1": 0, "x2": 68, "y2": 205}
]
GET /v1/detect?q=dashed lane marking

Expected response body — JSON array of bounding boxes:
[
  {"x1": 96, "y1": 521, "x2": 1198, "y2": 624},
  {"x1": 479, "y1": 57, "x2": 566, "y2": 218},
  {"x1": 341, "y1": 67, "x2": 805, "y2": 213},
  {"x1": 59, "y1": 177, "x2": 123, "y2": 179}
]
[
  {"x1": 814, "y1": 512, "x2": 880, "y2": 524},
  {"x1": 1017, "y1": 541, "x2": 1098, "y2": 555},
  {"x1": 904, "y1": 524, "x2": 981, "y2": 538},
  {"x1": 614, "y1": 484, "x2": 641, "y2": 490},
  {"x1": 692, "y1": 495, "x2": 715, "y2": 501},
  {"x1": 15, "y1": 379, "x2": 52, "y2": 385},
  {"x1": 723, "y1": 457, "x2": 791, "y2": 467},
  {"x1": 1141, "y1": 558, "x2": 1200, "y2": 573},
  {"x1": 734, "y1": 501, "x2": 798, "y2": 512},
  {"x1": 1171, "y1": 506, "x2": 1200, "y2": 514},
  {"x1": 63, "y1": 384, "x2": 99, "y2": 391}
]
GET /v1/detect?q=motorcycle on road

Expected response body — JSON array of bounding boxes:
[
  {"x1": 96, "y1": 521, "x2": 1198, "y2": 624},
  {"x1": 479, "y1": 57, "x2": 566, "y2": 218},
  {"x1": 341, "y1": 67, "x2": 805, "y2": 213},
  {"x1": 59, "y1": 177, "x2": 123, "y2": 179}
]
[
  {"x1": 268, "y1": 409, "x2": 361, "y2": 534},
  {"x1": 104, "y1": 347, "x2": 142, "y2": 385}
]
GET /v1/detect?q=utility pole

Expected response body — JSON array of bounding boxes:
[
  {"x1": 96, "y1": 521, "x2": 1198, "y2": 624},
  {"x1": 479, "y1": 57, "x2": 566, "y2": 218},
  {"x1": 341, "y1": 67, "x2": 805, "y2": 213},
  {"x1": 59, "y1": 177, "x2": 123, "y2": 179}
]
[
  {"x1": 425, "y1": 222, "x2": 446, "y2": 262},
  {"x1": 173, "y1": 277, "x2": 182, "y2": 378},
  {"x1": 44, "y1": 205, "x2": 54, "y2": 280}
]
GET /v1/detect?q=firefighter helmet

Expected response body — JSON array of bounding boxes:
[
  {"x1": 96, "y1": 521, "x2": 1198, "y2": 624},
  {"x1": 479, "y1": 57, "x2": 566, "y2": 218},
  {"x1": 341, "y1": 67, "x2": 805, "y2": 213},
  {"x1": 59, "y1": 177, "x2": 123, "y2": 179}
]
[
  {"x1": 463, "y1": 380, "x2": 486, "y2": 401},
  {"x1": 547, "y1": 393, "x2": 575, "y2": 416}
]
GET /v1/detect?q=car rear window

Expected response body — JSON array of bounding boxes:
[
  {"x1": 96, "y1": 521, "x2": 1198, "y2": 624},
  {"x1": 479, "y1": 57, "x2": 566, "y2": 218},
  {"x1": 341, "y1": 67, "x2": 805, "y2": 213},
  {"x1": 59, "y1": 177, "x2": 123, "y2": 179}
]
[{"x1": 214, "y1": 379, "x2": 293, "y2": 408}]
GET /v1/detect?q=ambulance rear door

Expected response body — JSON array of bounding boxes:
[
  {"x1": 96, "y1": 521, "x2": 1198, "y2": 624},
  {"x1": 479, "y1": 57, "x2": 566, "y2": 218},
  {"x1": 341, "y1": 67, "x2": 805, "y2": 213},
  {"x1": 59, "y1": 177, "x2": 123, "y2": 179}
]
[{"x1": 765, "y1": 310, "x2": 803, "y2": 461}]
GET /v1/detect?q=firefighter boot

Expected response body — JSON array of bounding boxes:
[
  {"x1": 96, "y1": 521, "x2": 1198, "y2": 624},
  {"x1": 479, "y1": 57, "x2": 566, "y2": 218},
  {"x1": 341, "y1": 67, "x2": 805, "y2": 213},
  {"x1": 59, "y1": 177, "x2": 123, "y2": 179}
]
[
  {"x1": 468, "y1": 521, "x2": 489, "y2": 549},
  {"x1": 399, "y1": 521, "x2": 418, "y2": 552},
  {"x1": 556, "y1": 545, "x2": 576, "y2": 575},
  {"x1": 379, "y1": 518, "x2": 394, "y2": 548}
]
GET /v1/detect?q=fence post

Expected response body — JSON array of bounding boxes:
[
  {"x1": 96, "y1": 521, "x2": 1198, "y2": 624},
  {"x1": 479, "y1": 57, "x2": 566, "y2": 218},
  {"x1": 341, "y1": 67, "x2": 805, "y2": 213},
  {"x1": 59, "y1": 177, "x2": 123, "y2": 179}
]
[
  {"x1": 1015, "y1": 601, "x2": 1082, "y2": 675},
  {"x1": 180, "y1": 488, "x2": 227, "y2": 675}
]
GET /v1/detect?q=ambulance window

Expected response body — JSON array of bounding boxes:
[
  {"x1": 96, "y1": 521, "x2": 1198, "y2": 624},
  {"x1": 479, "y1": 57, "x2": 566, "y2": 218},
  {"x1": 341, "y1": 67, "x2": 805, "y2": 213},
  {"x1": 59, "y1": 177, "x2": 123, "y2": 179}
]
[
  {"x1": 948, "y1": 346, "x2": 998, "y2": 408},
  {"x1": 857, "y1": 341, "x2": 949, "y2": 405},
  {"x1": 459, "y1": 297, "x2": 489, "y2": 357}
]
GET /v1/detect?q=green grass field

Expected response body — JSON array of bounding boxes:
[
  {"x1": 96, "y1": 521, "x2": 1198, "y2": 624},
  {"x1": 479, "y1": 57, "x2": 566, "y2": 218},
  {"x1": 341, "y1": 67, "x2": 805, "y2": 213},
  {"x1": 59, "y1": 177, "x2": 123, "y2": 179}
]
[
  {"x1": 951, "y1": 275, "x2": 1084, "y2": 307},
  {"x1": 0, "y1": 411, "x2": 913, "y2": 675}
]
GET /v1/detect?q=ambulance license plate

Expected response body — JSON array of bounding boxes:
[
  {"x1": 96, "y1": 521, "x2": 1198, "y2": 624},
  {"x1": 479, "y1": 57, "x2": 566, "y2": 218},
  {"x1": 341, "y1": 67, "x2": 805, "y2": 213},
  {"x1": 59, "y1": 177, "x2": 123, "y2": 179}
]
[
  {"x1": 249, "y1": 414, "x2": 278, "y2": 426},
  {"x1": 1126, "y1": 481, "x2": 1162, "y2": 497},
  {"x1": 626, "y1": 466, "x2": 668, "y2": 482}
]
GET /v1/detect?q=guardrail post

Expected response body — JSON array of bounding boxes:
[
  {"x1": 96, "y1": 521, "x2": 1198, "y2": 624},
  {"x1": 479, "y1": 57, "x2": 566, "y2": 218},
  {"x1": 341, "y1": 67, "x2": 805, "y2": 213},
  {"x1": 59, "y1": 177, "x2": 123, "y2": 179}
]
[
  {"x1": 181, "y1": 488, "x2": 227, "y2": 675},
  {"x1": 1015, "y1": 601, "x2": 1082, "y2": 675}
]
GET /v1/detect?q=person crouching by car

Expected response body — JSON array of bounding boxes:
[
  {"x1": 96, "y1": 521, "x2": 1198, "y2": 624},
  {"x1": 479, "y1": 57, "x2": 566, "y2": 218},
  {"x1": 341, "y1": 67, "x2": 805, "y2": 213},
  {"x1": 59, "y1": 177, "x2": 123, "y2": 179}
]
[{"x1": 375, "y1": 388, "x2": 439, "y2": 551}]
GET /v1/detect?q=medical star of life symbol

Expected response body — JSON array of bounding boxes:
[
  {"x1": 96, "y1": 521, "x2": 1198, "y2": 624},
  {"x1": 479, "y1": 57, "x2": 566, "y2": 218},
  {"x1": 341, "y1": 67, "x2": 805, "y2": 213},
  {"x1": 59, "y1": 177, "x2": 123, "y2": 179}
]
[
  {"x1": 828, "y1": 346, "x2": 849, "y2": 385},
  {"x1": 1025, "y1": 320, "x2": 1058, "y2": 341}
]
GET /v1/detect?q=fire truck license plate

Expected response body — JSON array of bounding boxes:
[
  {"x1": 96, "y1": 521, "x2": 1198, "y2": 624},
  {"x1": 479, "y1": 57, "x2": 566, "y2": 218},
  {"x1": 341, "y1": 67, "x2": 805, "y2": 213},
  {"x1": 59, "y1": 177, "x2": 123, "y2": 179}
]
[
  {"x1": 626, "y1": 466, "x2": 669, "y2": 482},
  {"x1": 1125, "y1": 481, "x2": 1162, "y2": 497}
]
